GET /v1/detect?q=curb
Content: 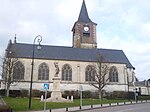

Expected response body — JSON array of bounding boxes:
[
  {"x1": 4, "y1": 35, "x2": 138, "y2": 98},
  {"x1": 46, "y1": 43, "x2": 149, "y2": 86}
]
[{"x1": 48, "y1": 100, "x2": 150, "y2": 112}]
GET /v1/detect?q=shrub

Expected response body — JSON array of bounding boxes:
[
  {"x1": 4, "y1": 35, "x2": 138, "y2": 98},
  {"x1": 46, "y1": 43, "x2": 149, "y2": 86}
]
[
  {"x1": 0, "y1": 89, "x2": 21, "y2": 97},
  {"x1": 138, "y1": 95, "x2": 150, "y2": 100},
  {"x1": 69, "y1": 90, "x2": 80, "y2": 99},
  {"x1": 62, "y1": 90, "x2": 70, "y2": 98},
  {"x1": 62, "y1": 90, "x2": 77, "y2": 99},
  {"x1": 82, "y1": 91, "x2": 92, "y2": 98},
  {"x1": 127, "y1": 92, "x2": 135, "y2": 100},
  {"x1": 91, "y1": 91, "x2": 99, "y2": 99},
  {"x1": 32, "y1": 90, "x2": 51, "y2": 98},
  {"x1": 39, "y1": 91, "x2": 51, "y2": 99},
  {"x1": 21, "y1": 89, "x2": 28, "y2": 97},
  {"x1": 106, "y1": 91, "x2": 135, "y2": 100},
  {"x1": 32, "y1": 89, "x2": 40, "y2": 97},
  {"x1": 0, "y1": 89, "x2": 6, "y2": 96},
  {"x1": 0, "y1": 89, "x2": 52, "y2": 98},
  {"x1": 9, "y1": 90, "x2": 21, "y2": 97},
  {"x1": 62, "y1": 90, "x2": 99, "y2": 99}
]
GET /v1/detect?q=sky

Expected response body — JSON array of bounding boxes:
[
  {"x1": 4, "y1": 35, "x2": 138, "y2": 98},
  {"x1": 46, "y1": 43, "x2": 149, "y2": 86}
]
[{"x1": 0, "y1": 0, "x2": 150, "y2": 81}]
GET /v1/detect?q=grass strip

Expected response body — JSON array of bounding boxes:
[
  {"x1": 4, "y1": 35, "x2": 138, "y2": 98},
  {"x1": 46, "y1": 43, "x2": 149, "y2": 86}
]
[{"x1": 4, "y1": 97, "x2": 127, "y2": 111}]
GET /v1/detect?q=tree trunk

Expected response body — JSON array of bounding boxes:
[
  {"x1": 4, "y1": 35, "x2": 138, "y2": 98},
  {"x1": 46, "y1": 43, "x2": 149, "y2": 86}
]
[
  {"x1": 147, "y1": 87, "x2": 150, "y2": 95},
  {"x1": 6, "y1": 83, "x2": 10, "y2": 97},
  {"x1": 98, "y1": 90, "x2": 102, "y2": 100}
]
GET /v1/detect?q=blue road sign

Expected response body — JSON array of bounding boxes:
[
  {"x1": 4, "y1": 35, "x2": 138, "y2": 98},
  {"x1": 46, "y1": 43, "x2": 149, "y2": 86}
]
[{"x1": 43, "y1": 83, "x2": 49, "y2": 90}]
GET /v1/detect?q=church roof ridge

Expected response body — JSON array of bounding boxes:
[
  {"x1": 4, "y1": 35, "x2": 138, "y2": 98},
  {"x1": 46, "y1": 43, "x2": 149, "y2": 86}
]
[{"x1": 12, "y1": 42, "x2": 123, "y2": 51}]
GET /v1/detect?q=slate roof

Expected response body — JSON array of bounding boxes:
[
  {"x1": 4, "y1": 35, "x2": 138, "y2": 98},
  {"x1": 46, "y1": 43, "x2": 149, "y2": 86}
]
[
  {"x1": 6, "y1": 42, "x2": 134, "y2": 69},
  {"x1": 77, "y1": 0, "x2": 96, "y2": 24},
  {"x1": 134, "y1": 81, "x2": 147, "y2": 86}
]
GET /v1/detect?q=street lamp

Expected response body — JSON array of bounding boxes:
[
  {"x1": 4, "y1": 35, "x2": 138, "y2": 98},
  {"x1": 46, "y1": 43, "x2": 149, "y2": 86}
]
[
  {"x1": 132, "y1": 71, "x2": 137, "y2": 101},
  {"x1": 79, "y1": 84, "x2": 83, "y2": 109},
  {"x1": 29, "y1": 35, "x2": 42, "y2": 109}
]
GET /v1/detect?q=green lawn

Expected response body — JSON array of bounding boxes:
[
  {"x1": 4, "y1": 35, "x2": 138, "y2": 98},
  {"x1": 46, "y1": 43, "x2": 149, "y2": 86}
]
[{"x1": 4, "y1": 97, "x2": 127, "y2": 111}]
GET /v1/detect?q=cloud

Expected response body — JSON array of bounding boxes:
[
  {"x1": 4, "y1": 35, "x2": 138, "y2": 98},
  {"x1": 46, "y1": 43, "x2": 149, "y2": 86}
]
[
  {"x1": 141, "y1": 22, "x2": 150, "y2": 38},
  {"x1": 0, "y1": 0, "x2": 150, "y2": 80},
  {"x1": 98, "y1": 26, "x2": 150, "y2": 81}
]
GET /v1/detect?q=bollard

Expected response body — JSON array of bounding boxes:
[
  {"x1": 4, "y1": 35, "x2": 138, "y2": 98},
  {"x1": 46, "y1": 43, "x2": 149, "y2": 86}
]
[
  {"x1": 131, "y1": 101, "x2": 132, "y2": 104},
  {"x1": 101, "y1": 104, "x2": 103, "y2": 107},
  {"x1": 66, "y1": 107, "x2": 68, "y2": 111},
  {"x1": 136, "y1": 100, "x2": 138, "y2": 103},
  {"x1": 71, "y1": 96, "x2": 74, "y2": 102},
  {"x1": 10, "y1": 108, "x2": 13, "y2": 112},
  {"x1": 124, "y1": 102, "x2": 126, "y2": 104},
  {"x1": 109, "y1": 103, "x2": 111, "y2": 106},
  {"x1": 91, "y1": 105, "x2": 93, "y2": 108},
  {"x1": 117, "y1": 102, "x2": 119, "y2": 105},
  {"x1": 79, "y1": 106, "x2": 82, "y2": 110},
  {"x1": 49, "y1": 109, "x2": 51, "y2": 112}
]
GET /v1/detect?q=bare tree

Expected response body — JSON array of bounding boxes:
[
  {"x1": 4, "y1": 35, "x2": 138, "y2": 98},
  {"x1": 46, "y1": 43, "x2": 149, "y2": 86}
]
[
  {"x1": 89, "y1": 53, "x2": 109, "y2": 100},
  {"x1": 0, "y1": 45, "x2": 18, "y2": 97}
]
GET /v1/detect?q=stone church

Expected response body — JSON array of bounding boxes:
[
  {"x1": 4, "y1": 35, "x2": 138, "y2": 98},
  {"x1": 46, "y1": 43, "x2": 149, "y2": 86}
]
[{"x1": 3, "y1": 0, "x2": 135, "y2": 93}]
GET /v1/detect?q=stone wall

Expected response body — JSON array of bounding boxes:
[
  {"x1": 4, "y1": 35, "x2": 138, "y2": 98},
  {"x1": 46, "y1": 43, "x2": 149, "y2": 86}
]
[{"x1": 2, "y1": 58, "x2": 135, "y2": 93}]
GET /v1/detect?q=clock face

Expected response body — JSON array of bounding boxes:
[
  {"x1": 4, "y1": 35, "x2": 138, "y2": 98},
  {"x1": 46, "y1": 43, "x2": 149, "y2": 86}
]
[{"x1": 84, "y1": 26, "x2": 89, "y2": 31}]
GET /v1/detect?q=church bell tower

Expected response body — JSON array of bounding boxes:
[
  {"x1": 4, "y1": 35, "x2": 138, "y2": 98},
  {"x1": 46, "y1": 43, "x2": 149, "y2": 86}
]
[{"x1": 72, "y1": 0, "x2": 97, "y2": 49}]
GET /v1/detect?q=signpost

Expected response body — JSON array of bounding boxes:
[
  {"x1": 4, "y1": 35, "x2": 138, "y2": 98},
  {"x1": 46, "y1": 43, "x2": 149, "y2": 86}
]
[
  {"x1": 43, "y1": 83, "x2": 49, "y2": 112},
  {"x1": 44, "y1": 83, "x2": 49, "y2": 90}
]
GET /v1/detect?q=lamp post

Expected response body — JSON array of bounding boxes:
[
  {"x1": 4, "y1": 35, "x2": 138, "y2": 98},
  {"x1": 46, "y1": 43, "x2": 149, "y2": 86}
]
[
  {"x1": 132, "y1": 71, "x2": 137, "y2": 101},
  {"x1": 28, "y1": 35, "x2": 42, "y2": 109},
  {"x1": 79, "y1": 84, "x2": 83, "y2": 109}
]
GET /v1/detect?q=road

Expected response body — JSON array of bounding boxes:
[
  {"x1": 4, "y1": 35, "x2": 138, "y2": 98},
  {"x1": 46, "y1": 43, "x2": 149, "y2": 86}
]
[{"x1": 79, "y1": 103, "x2": 150, "y2": 112}]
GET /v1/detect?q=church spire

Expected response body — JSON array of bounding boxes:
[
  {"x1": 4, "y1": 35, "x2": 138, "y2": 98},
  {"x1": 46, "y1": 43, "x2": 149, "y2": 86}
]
[
  {"x1": 77, "y1": 0, "x2": 93, "y2": 23},
  {"x1": 72, "y1": 0, "x2": 97, "y2": 49}
]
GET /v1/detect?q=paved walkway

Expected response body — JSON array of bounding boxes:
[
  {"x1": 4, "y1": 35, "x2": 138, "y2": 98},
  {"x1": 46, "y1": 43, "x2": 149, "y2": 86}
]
[
  {"x1": 0, "y1": 96, "x2": 5, "y2": 106},
  {"x1": 0, "y1": 96, "x2": 12, "y2": 112}
]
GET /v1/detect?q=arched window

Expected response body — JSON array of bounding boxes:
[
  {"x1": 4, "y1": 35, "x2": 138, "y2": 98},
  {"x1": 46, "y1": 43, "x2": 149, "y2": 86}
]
[
  {"x1": 38, "y1": 63, "x2": 49, "y2": 80},
  {"x1": 62, "y1": 64, "x2": 72, "y2": 81},
  {"x1": 13, "y1": 61, "x2": 24, "y2": 80},
  {"x1": 85, "y1": 65, "x2": 95, "y2": 81},
  {"x1": 109, "y1": 66, "x2": 118, "y2": 82}
]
